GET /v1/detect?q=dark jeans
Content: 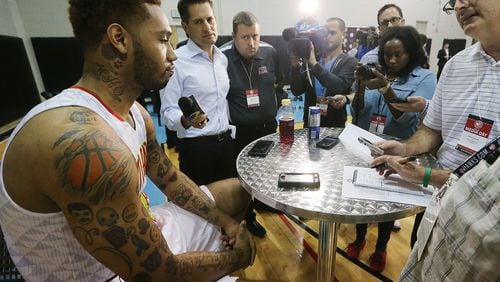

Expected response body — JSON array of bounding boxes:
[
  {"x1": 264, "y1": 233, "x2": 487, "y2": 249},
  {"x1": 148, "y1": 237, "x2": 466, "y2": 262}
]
[
  {"x1": 355, "y1": 221, "x2": 395, "y2": 252},
  {"x1": 178, "y1": 132, "x2": 234, "y2": 186}
]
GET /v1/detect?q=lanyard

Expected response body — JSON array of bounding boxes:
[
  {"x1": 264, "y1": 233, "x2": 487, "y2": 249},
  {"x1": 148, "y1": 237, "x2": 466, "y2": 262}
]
[{"x1": 240, "y1": 60, "x2": 254, "y2": 89}]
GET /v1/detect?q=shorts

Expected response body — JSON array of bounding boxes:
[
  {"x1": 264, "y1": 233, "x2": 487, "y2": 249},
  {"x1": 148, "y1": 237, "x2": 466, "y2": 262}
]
[{"x1": 151, "y1": 185, "x2": 238, "y2": 282}]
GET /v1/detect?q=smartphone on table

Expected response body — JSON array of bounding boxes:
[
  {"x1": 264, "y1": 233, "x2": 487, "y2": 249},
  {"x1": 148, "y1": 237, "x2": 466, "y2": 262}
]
[
  {"x1": 357, "y1": 136, "x2": 384, "y2": 156},
  {"x1": 247, "y1": 140, "x2": 274, "y2": 157},
  {"x1": 278, "y1": 172, "x2": 320, "y2": 189},
  {"x1": 316, "y1": 135, "x2": 340, "y2": 149}
]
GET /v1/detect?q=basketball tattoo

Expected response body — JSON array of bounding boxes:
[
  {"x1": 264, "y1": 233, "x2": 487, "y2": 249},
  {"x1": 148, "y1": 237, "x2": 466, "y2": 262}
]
[{"x1": 55, "y1": 129, "x2": 131, "y2": 205}]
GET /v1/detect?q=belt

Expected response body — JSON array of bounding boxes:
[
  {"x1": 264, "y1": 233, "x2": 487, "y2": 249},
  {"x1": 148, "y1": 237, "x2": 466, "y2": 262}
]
[
  {"x1": 235, "y1": 121, "x2": 277, "y2": 131},
  {"x1": 182, "y1": 130, "x2": 232, "y2": 143}
]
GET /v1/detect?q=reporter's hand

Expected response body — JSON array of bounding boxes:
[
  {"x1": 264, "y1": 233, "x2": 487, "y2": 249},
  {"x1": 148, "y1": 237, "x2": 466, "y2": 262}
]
[
  {"x1": 308, "y1": 42, "x2": 317, "y2": 66},
  {"x1": 390, "y1": 96, "x2": 427, "y2": 113},
  {"x1": 290, "y1": 56, "x2": 301, "y2": 69},
  {"x1": 374, "y1": 140, "x2": 406, "y2": 156},
  {"x1": 182, "y1": 114, "x2": 208, "y2": 129},
  {"x1": 371, "y1": 155, "x2": 425, "y2": 184},
  {"x1": 354, "y1": 66, "x2": 387, "y2": 89},
  {"x1": 329, "y1": 95, "x2": 347, "y2": 109}
]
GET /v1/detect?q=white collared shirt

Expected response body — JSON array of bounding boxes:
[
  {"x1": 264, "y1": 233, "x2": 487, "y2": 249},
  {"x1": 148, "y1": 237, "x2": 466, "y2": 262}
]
[{"x1": 160, "y1": 39, "x2": 230, "y2": 138}]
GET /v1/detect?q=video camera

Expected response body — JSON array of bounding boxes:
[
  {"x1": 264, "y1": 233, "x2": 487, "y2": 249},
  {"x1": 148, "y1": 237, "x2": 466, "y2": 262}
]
[{"x1": 282, "y1": 27, "x2": 328, "y2": 59}]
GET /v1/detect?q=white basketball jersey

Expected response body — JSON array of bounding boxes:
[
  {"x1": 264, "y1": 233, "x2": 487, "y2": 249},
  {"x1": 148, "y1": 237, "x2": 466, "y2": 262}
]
[{"x1": 0, "y1": 87, "x2": 147, "y2": 281}]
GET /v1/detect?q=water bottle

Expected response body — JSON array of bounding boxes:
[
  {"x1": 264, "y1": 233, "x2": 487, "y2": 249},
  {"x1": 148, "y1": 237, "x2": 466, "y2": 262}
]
[{"x1": 278, "y1": 99, "x2": 294, "y2": 144}]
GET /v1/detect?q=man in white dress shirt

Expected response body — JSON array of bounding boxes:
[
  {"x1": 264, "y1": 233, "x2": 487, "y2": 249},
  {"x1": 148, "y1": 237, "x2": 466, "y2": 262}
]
[{"x1": 160, "y1": 0, "x2": 234, "y2": 186}]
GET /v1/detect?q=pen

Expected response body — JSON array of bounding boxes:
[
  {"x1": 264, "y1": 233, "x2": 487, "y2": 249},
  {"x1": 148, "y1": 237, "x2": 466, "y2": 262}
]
[{"x1": 371, "y1": 156, "x2": 417, "y2": 169}]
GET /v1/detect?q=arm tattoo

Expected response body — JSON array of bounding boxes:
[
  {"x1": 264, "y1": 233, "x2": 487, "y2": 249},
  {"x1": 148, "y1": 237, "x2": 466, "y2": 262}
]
[
  {"x1": 165, "y1": 249, "x2": 243, "y2": 278},
  {"x1": 70, "y1": 111, "x2": 98, "y2": 124},
  {"x1": 140, "y1": 248, "x2": 162, "y2": 272},
  {"x1": 54, "y1": 130, "x2": 132, "y2": 205},
  {"x1": 167, "y1": 172, "x2": 177, "y2": 182},
  {"x1": 53, "y1": 129, "x2": 81, "y2": 149},
  {"x1": 148, "y1": 151, "x2": 161, "y2": 164},
  {"x1": 191, "y1": 196, "x2": 210, "y2": 214},
  {"x1": 67, "y1": 203, "x2": 94, "y2": 225},
  {"x1": 122, "y1": 204, "x2": 139, "y2": 223},
  {"x1": 171, "y1": 184, "x2": 192, "y2": 207}
]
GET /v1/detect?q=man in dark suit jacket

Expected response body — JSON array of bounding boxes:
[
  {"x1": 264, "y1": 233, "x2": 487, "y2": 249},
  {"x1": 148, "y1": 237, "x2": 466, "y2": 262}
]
[{"x1": 437, "y1": 42, "x2": 450, "y2": 80}]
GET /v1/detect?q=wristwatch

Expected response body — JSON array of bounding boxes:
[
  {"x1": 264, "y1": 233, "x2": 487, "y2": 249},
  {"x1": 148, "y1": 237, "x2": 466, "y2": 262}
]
[{"x1": 378, "y1": 82, "x2": 391, "y2": 94}]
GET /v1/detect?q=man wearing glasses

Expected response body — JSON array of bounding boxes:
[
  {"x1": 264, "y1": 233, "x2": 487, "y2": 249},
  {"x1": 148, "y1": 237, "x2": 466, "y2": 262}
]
[
  {"x1": 375, "y1": 0, "x2": 500, "y2": 279},
  {"x1": 359, "y1": 4, "x2": 405, "y2": 65}
]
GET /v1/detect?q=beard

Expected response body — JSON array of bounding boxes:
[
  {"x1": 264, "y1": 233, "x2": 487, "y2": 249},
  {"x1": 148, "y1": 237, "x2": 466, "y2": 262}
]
[{"x1": 133, "y1": 41, "x2": 169, "y2": 91}]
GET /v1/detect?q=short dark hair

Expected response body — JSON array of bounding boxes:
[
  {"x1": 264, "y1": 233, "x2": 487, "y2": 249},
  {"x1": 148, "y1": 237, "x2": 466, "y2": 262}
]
[
  {"x1": 68, "y1": 0, "x2": 161, "y2": 49},
  {"x1": 177, "y1": 0, "x2": 213, "y2": 23},
  {"x1": 326, "y1": 17, "x2": 346, "y2": 31},
  {"x1": 378, "y1": 26, "x2": 427, "y2": 77},
  {"x1": 232, "y1": 11, "x2": 258, "y2": 34},
  {"x1": 377, "y1": 4, "x2": 403, "y2": 25}
]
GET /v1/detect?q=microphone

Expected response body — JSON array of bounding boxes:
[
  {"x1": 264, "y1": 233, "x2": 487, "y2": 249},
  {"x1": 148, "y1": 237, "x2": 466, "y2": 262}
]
[{"x1": 178, "y1": 95, "x2": 207, "y2": 122}]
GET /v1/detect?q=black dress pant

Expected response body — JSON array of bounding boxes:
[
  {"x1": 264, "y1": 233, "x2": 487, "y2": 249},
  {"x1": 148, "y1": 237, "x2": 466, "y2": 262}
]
[
  {"x1": 178, "y1": 131, "x2": 234, "y2": 186},
  {"x1": 355, "y1": 221, "x2": 395, "y2": 252},
  {"x1": 232, "y1": 121, "x2": 278, "y2": 171},
  {"x1": 233, "y1": 121, "x2": 278, "y2": 221}
]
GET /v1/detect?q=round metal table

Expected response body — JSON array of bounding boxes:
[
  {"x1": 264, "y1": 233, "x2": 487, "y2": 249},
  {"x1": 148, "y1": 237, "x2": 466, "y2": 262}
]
[{"x1": 237, "y1": 128, "x2": 439, "y2": 282}]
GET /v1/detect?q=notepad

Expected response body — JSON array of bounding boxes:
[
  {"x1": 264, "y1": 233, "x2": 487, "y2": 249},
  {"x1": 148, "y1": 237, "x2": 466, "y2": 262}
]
[
  {"x1": 342, "y1": 166, "x2": 433, "y2": 207},
  {"x1": 352, "y1": 168, "x2": 425, "y2": 196}
]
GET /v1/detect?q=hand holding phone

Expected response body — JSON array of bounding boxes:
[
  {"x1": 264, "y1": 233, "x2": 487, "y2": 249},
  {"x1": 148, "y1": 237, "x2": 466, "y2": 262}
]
[
  {"x1": 358, "y1": 137, "x2": 384, "y2": 156},
  {"x1": 385, "y1": 97, "x2": 408, "y2": 104}
]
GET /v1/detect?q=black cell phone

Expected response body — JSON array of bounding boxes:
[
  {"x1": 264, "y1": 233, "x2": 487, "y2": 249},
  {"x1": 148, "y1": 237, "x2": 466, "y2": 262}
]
[
  {"x1": 316, "y1": 136, "x2": 340, "y2": 149},
  {"x1": 357, "y1": 136, "x2": 384, "y2": 156},
  {"x1": 385, "y1": 97, "x2": 408, "y2": 103},
  {"x1": 247, "y1": 140, "x2": 274, "y2": 157},
  {"x1": 278, "y1": 172, "x2": 320, "y2": 189}
]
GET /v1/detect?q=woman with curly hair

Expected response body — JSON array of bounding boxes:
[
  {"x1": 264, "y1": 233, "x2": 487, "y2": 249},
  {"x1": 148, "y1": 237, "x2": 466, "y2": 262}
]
[{"x1": 346, "y1": 25, "x2": 437, "y2": 273}]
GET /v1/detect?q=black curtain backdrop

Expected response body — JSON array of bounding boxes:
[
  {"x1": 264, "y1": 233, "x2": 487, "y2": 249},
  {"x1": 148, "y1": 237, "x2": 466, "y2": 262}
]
[{"x1": 0, "y1": 35, "x2": 40, "y2": 138}]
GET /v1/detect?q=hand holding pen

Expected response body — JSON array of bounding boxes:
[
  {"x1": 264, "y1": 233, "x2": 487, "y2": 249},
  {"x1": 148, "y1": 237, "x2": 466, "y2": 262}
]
[
  {"x1": 371, "y1": 156, "x2": 416, "y2": 170},
  {"x1": 371, "y1": 155, "x2": 427, "y2": 184}
]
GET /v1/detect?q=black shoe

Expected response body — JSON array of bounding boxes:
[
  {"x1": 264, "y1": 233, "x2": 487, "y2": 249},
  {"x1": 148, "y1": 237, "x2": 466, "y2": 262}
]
[{"x1": 247, "y1": 219, "x2": 267, "y2": 238}]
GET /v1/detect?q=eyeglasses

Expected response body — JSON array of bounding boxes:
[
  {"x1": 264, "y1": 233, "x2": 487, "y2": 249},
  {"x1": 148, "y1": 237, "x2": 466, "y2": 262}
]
[
  {"x1": 443, "y1": 0, "x2": 456, "y2": 14},
  {"x1": 379, "y1": 17, "x2": 402, "y2": 28}
]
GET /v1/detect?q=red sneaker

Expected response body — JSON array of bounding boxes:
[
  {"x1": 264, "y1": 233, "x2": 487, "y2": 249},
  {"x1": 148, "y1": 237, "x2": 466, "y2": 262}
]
[
  {"x1": 369, "y1": 250, "x2": 387, "y2": 272},
  {"x1": 345, "y1": 240, "x2": 366, "y2": 259}
]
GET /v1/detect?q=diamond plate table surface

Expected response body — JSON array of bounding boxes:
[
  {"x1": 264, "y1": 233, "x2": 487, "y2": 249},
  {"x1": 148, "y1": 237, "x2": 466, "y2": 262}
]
[
  {"x1": 237, "y1": 128, "x2": 441, "y2": 223},
  {"x1": 237, "y1": 128, "x2": 440, "y2": 281}
]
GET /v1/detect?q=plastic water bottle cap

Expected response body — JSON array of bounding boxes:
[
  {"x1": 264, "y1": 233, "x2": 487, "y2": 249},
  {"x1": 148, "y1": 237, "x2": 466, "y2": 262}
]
[{"x1": 281, "y1": 99, "x2": 291, "y2": 106}]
